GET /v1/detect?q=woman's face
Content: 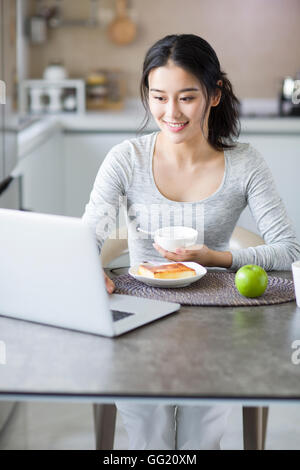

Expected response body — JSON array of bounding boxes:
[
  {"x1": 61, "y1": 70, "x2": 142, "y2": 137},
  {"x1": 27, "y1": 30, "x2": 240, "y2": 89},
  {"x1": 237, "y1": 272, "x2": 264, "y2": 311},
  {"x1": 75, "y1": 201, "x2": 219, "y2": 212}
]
[{"x1": 148, "y1": 61, "x2": 219, "y2": 144}]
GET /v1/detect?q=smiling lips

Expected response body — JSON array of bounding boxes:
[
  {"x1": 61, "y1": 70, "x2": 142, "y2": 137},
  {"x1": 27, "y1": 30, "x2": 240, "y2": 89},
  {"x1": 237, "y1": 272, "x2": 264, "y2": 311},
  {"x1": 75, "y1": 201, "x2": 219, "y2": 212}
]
[{"x1": 163, "y1": 120, "x2": 189, "y2": 132}]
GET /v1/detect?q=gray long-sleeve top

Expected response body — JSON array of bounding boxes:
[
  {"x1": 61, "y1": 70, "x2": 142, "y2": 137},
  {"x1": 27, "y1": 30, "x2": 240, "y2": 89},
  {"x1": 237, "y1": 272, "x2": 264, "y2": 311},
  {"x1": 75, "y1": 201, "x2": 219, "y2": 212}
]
[{"x1": 82, "y1": 131, "x2": 300, "y2": 271}]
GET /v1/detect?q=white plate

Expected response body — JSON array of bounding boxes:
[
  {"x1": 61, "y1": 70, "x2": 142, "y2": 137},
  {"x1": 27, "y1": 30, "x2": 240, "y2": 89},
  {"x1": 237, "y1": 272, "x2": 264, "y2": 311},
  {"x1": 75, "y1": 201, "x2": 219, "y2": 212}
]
[{"x1": 128, "y1": 262, "x2": 207, "y2": 288}]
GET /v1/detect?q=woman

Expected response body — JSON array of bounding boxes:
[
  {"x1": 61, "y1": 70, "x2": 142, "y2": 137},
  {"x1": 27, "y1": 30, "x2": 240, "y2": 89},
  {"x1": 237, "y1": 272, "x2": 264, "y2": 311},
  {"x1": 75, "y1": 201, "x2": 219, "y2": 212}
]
[{"x1": 82, "y1": 34, "x2": 300, "y2": 449}]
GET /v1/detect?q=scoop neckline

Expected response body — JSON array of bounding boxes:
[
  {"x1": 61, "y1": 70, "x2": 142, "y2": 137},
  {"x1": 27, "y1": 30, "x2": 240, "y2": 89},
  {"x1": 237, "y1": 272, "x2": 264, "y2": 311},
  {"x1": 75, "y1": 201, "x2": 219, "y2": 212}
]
[{"x1": 149, "y1": 131, "x2": 230, "y2": 204}]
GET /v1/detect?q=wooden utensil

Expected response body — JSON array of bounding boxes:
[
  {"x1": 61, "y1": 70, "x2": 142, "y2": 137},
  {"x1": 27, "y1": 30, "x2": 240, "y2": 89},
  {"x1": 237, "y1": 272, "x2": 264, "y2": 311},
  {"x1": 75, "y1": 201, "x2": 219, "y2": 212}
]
[{"x1": 108, "y1": 0, "x2": 137, "y2": 45}]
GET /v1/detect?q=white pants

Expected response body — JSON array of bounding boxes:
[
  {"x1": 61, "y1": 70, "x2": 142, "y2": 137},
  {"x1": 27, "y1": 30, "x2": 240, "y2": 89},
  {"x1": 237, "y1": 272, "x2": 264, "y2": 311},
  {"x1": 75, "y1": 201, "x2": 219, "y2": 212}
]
[{"x1": 115, "y1": 402, "x2": 232, "y2": 450}]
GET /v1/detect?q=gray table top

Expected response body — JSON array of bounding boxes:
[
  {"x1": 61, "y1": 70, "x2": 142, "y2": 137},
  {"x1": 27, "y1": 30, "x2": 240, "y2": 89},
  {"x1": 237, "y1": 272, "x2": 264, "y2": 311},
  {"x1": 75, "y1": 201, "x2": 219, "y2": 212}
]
[{"x1": 0, "y1": 269, "x2": 299, "y2": 404}]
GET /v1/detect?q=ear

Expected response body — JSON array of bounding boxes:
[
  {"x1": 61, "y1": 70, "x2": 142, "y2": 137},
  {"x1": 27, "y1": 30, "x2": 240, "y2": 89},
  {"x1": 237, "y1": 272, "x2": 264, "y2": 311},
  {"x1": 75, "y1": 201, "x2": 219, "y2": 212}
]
[{"x1": 211, "y1": 80, "x2": 222, "y2": 107}]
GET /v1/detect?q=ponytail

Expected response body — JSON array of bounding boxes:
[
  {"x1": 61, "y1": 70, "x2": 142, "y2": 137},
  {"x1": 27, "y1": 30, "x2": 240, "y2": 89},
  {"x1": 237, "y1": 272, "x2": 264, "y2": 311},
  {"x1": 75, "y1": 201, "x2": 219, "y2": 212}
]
[{"x1": 207, "y1": 73, "x2": 241, "y2": 150}]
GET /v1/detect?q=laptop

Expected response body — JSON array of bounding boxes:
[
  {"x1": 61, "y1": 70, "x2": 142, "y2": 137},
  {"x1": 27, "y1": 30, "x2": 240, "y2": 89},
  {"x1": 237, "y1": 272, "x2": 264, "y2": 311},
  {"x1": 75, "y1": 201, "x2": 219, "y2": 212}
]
[{"x1": 0, "y1": 209, "x2": 180, "y2": 337}]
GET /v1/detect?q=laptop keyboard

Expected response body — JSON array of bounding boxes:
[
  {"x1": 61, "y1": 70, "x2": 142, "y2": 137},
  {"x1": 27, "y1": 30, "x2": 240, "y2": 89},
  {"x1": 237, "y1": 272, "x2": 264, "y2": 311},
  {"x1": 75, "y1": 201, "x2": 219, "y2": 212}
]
[{"x1": 112, "y1": 309, "x2": 134, "y2": 322}]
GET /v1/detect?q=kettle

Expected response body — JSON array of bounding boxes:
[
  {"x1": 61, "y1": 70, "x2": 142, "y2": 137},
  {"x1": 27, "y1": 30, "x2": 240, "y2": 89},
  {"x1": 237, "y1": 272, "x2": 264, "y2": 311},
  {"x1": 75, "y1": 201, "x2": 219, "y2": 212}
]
[
  {"x1": 279, "y1": 75, "x2": 300, "y2": 116},
  {"x1": 43, "y1": 62, "x2": 68, "y2": 81}
]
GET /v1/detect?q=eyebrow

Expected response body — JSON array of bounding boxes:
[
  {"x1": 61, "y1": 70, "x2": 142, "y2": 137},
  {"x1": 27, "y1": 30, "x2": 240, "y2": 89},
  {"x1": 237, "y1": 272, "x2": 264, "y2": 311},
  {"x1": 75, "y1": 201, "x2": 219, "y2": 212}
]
[{"x1": 149, "y1": 88, "x2": 200, "y2": 93}]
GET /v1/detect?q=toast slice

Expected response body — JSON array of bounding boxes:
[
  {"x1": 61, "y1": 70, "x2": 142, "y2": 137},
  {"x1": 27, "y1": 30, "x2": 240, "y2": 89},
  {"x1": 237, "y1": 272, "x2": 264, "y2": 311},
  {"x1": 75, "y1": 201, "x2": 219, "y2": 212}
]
[{"x1": 138, "y1": 262, "x2": 196, "y2": 279}]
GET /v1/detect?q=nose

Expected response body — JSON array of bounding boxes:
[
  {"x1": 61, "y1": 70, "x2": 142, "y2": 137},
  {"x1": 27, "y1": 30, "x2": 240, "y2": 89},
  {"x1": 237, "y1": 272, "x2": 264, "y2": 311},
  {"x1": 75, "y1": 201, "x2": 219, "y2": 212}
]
[{"x1": 165, "y1": 98, "x2": 182, "y2": 120}]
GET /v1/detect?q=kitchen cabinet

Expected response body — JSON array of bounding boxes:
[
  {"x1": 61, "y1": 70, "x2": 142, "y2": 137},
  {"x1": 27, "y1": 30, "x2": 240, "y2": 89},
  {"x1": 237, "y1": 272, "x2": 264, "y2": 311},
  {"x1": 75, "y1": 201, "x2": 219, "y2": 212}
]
[
  {"x1": 64, "y1": 132, "x2": 136, "y2": 223},
  {"x1": 16, "y1": 130, "x2": 65, "y2": 215},
  {"x1": 237, "y1": 133, "x2": 300, "y2": 240}
]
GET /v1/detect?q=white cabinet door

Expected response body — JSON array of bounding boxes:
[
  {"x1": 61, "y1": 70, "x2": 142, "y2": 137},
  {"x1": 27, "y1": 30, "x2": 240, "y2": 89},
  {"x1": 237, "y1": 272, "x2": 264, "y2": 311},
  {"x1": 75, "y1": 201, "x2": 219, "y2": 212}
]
[
  {"x1": 64, "y1": 132, "x2": 135, "y2": 221},
  {"x1": 237, "y1": 134, "x2": 300, "y2": 240},
  {"x1": 16, "y1": 131, "x2": 65, "y2": 215}
]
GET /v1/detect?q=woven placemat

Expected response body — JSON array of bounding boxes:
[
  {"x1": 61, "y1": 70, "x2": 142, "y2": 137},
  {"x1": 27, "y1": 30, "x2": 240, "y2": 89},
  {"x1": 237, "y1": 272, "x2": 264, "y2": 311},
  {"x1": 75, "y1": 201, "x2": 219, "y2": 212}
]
[{"x1": 113, "y1": 272, "x2": 295, "y2": 306}]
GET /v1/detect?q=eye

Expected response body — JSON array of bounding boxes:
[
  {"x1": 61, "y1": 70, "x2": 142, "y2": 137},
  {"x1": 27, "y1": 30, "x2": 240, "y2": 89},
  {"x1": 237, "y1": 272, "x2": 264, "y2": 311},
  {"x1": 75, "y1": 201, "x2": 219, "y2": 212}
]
[{"x1": 152, "y1": 96, "x2": 195, "y2": 102}]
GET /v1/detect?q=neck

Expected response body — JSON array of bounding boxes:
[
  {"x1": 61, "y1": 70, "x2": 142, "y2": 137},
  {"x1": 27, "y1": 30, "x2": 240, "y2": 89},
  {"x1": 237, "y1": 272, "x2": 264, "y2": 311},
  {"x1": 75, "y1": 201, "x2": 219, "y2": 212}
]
[{"x1": 158, "y1": 131, "x2": 217, "y2": 167}]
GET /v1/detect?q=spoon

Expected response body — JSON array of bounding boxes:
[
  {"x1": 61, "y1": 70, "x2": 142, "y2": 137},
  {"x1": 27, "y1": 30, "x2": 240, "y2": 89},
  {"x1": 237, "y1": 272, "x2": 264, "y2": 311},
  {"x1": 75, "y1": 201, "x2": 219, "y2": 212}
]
[{"x1": 137, "y1": 227, "x2": 154, "y2": 237}]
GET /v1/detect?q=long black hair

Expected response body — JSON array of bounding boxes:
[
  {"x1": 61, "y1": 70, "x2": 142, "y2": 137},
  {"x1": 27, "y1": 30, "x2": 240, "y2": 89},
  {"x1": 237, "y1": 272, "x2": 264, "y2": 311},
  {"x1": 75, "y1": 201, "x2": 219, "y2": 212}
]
[{"x1": 138, "y1": 34, "x2": 240, "y2": 151}]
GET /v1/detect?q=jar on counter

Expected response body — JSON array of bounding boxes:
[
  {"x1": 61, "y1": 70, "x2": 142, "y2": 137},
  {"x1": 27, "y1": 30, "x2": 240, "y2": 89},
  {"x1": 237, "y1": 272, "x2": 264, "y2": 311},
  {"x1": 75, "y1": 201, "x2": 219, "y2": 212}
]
[{"x1": 86, "y1": 71, "x2": 109, "y2": 109}]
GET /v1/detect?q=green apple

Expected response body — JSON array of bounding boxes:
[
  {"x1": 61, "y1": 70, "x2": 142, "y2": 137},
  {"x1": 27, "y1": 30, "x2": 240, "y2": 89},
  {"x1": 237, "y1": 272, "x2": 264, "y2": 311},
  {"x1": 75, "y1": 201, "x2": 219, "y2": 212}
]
[{"x1": 235, "y1": 264, "x2": 268, "y2": 298}]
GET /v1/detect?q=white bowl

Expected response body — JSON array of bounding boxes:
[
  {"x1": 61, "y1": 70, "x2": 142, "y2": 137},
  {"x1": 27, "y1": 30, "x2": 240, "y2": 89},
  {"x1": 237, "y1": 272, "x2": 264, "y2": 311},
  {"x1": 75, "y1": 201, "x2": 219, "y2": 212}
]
[{"x1": 154, "y1": 226, "x2": 198, "y2": 252}]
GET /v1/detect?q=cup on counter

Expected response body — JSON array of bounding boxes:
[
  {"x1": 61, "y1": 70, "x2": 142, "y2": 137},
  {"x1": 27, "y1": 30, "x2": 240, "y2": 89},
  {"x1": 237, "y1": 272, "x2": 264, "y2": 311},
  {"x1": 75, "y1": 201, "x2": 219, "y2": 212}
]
[{"x1": 292, "y1": 260, "x2": 300, "y2": 307}]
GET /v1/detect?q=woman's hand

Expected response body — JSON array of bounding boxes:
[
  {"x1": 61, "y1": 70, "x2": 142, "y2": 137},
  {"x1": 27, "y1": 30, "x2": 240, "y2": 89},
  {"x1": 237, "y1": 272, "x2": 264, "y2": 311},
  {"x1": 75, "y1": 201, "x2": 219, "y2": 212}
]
[
  {"x1": 152, "y1": 243, "x2": 233, "y2": 268},
  {"x1": 152, "y1": 243, "x2": 213, "y2": 266},
  {"x1": 103, "y1": 270, "x2": 115, "y2": 294}
]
